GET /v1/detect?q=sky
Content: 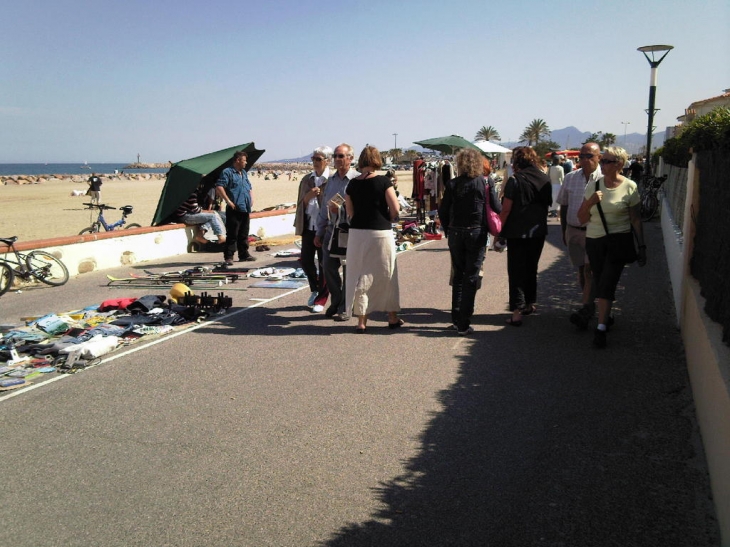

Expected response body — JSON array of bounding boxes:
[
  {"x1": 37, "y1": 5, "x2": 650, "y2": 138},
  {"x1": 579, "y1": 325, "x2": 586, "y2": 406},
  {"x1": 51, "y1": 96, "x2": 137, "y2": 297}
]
[{"x1": 2, "y1": 0, "x2": 728, "y2": 163}]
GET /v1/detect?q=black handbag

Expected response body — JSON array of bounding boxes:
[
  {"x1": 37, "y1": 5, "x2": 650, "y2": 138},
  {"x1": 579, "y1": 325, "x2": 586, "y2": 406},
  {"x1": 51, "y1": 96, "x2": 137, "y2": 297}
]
[
  {"x1": 328, "y1": 207, "x2": 349, "y2": 258},
  {"x1": 594, "y1": 179, "x2": 637, "y2": 265}
]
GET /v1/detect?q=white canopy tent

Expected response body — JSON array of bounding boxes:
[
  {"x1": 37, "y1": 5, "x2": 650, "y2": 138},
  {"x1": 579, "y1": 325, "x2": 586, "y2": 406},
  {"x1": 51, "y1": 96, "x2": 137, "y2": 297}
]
[{"x1": 472, "y1": 140, "x2": 512, "y2": 154}]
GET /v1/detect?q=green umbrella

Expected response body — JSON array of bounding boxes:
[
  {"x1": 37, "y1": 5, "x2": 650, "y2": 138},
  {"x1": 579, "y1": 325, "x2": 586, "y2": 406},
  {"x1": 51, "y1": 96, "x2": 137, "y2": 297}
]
[
  {"x1": 151, "y1": 142, "x2": 265, "y2": 225},
  {"x1": 413, "y1": 135, "x2": 484, "y2": 156}
]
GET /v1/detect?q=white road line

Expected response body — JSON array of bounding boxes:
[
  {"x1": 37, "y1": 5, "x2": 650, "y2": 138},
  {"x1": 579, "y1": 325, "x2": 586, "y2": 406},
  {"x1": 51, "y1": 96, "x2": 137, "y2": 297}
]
[
  {"x1": 1, "y1": 240, "x2": 435, "y2": 403},
  {"x1": 0, "y1": 287, "x2": 304, "y2": 403}
]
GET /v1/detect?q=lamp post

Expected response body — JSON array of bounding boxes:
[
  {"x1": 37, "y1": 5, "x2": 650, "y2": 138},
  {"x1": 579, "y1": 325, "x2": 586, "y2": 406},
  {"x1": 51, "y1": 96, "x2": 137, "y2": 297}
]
[
  {"x1": 638, "y1": 44, "x2": 673, "y2": 175},
  {"x1": 621, "y1": 121, "x2": 630, "y2": 149}
]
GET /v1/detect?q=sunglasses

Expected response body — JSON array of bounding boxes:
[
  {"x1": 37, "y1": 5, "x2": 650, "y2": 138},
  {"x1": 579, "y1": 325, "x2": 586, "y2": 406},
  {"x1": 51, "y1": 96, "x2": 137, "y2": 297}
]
[
  {"x1": 311, "y1": 157, "x2": 324, "y2": 162},
  {"x1": 579, "y1": 153, "x2": 597, "y2": 159},
  {"x1": 333, "y1": 154, "x2": 348, "y2": 159},
  {"x1": 599, "y1": 159, "x2": 619, "y2": 165}
]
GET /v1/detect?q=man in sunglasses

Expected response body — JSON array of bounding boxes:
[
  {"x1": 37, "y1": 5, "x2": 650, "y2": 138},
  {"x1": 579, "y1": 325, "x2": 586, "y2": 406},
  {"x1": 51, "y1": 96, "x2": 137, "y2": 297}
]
[
  {"x1": 314, "y1": 143, "x2": 358, "y2": 321},
  {"x1": 556, "y1": 142, "x2": 602, "y2": 329}
]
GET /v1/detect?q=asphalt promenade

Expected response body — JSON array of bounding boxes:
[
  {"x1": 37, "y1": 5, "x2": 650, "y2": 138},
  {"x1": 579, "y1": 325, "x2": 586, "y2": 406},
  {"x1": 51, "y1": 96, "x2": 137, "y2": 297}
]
[{"x1": 0, "y1": 218, "x2": 720, "y2": 546}]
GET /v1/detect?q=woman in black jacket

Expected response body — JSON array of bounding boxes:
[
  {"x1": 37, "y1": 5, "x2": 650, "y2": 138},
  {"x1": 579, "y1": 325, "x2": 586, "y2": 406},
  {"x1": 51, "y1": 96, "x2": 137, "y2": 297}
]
[
  {"x1": 499, "y1": 146, "x2": 552, "y2": 326},
  {"x1": 438, "y1": 148, "x2": 501, "y2": 336}
]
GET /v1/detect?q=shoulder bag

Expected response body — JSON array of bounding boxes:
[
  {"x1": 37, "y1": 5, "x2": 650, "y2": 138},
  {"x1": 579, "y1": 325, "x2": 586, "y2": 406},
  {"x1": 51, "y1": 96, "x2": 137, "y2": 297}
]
[
  {"x1": 594, "y1": 179, "x2": 637, "y2": 265},
  {"x1": 482, "y1": 177, "x2": 502, "y2": 236},
  {"x1": 328, "y1": 205, "x2": 349, "y2": 258}
]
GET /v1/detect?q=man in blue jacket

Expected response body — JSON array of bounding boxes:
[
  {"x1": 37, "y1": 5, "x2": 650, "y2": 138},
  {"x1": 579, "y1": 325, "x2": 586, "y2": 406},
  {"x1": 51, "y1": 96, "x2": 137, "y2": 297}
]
[{"x1": 216, "y1": 151, "x2": 256, "y2": 264}]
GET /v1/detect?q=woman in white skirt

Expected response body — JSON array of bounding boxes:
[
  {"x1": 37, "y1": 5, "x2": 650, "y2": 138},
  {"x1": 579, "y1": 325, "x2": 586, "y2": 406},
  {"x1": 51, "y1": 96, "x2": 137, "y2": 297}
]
[{"x1": 344, "y1": 145, "x2": 402, "y2": 333}]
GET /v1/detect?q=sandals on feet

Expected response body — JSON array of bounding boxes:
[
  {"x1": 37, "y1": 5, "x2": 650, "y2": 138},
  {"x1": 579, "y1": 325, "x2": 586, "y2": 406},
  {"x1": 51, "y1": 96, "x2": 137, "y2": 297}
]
[
  {"x1": 520, "y1": 305, "x2": 536, "y2": 316},
  {"x1": 506, "y1": 317, "x2": 523, "y2": 327},
  {"x1": 388, "y1": 319, "x2": 405, "y2": 329}
]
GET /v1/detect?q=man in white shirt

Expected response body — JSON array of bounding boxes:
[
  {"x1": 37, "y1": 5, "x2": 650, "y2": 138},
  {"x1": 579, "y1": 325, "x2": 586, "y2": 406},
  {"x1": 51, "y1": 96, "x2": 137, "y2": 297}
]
[
  {"x1": 548, "y1": 154, "x2": 564, "y2": 217},
  {"x1": 294, "y1": 146, "x2": 332, "y2": 313},
  {"x1": 557, "y1": 142, "x2": 602, "y2": 329}
]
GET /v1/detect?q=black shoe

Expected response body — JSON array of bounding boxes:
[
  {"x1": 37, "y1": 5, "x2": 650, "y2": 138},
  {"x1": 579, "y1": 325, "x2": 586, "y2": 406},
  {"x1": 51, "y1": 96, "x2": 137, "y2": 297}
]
[
  {"x1": 593, "y1": 328, "x2": 607, "y2": 349},
  {"x1": 325, "y1": 305, "x2": 338, "y2": 318}
]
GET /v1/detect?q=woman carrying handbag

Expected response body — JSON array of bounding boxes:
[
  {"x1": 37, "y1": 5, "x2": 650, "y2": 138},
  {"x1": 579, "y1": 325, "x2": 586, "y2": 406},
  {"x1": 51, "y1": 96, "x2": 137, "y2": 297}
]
[{"x1": 577, "y1": 146, "x2": 647, "y2": 348}]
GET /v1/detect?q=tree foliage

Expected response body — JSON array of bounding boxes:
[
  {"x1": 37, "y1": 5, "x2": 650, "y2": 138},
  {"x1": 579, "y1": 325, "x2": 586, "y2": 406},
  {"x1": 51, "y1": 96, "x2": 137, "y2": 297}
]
[
  {"x1": 520, "y1": 119, "x2": 550, "y2": 146},
  {"x1": 534, "y1": 140, "x2": 561, "y2": 159},
  {"x1": 661, "y1": 106, "x2": 730, "y2": 167},
  {"x1": 475, "y1": 125, "x2": 501, "y2": 142}
]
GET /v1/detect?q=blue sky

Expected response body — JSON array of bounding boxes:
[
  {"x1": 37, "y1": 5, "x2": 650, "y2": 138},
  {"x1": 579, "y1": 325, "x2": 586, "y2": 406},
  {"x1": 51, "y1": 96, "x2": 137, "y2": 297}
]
[{"x1": 2, "y1": 0, "x2": 728, "y2": 163}]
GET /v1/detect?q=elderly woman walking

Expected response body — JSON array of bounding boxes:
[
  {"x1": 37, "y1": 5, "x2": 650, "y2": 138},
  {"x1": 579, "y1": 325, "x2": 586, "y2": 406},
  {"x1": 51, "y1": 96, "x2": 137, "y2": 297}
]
[
  {"x1": 344, "y1": 146, "x2": 402, "y2": 333},
  {"x1": 577, "y1": 146, "x2": 646, "y2": 348}
]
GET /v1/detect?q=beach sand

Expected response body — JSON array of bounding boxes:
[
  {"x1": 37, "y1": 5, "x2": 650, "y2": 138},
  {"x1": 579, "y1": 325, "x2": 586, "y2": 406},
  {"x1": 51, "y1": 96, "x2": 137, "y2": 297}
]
[{"x1": 0, "y1": 170, "x2": 414, "y2": 243}]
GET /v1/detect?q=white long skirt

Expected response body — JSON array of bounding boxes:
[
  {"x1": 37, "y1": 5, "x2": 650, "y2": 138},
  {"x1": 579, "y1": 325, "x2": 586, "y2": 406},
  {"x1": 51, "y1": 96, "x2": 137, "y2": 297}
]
[{"x1": 345, "y1": 228, "x2": 401, "y2": 317}]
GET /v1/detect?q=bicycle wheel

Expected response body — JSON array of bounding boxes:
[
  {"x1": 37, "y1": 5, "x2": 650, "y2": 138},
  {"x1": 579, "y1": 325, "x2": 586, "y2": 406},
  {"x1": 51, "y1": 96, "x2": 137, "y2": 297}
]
[
  {"x1": 124, "y1": 223, "x2": 142, "y2": 229},
  {"x1": 25, "y1": 251, "x2": 69, "y2": 286},
  {"x1": 0, "y1": 262, "x2": 15, "y2": 296},
  {"x1": 641, "y1": 192, "x2": 658, "y2": 222},
  {"x1": 79, "y1": 222, "x2": 101, "y2": 235}
]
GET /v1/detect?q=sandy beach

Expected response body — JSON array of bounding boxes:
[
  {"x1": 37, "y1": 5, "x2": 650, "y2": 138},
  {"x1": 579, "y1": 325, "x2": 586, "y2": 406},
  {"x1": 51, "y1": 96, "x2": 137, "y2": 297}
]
[{"x1": 0, "y1": 169, "x2": 414, "y2": 243}]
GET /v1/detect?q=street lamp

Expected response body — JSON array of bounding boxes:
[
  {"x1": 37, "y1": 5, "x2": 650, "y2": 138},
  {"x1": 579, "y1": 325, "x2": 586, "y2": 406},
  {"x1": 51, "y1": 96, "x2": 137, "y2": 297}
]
[
  {"x1": 638, "y1": 44, "x2": 673, "y2": 175},
  {"x1": 392, "y1": 133, "x2": 398, "y2": 150},
  {"x1": 621, "y1": 121, "x2": 630, "y2": 149}
]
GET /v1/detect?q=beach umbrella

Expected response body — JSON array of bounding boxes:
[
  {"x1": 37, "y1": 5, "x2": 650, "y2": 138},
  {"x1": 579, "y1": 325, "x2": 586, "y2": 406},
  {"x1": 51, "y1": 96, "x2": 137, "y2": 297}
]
[
  {"x1": 151, "y1": 142, "x2": 265, "y2": 226},
  {"x1": 472, "y1": 140, "x2": 512, "y2": 154},
  {"x1": 413, "y1": 135, "x2": 484, "y2": 156}
]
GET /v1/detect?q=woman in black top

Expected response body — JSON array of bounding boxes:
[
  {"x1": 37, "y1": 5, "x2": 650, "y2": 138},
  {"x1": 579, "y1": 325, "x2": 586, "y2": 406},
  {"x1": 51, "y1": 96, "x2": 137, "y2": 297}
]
[
  {"x1": 344, "y1": 146, "x2": 402, "y2": 333},
  {"x1": 499, "y1": 146, "x2": 553, "y2": 326},
  {"x1": 438, "y1": 148, "x2": 501, "y2": 335}
]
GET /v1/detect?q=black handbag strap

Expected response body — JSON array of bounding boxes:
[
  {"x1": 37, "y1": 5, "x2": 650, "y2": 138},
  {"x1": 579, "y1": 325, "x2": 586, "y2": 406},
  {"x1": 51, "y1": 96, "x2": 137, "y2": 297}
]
[{"x1": 595, "y1": 178, "x2": 611, "y2": 236}]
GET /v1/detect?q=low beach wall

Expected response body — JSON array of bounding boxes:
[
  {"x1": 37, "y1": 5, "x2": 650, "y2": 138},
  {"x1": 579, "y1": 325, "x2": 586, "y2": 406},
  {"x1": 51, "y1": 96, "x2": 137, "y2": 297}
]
[
  {"x1": 0, "y1": 208, "x2": 296, "y2": 276},
  {"x1": 1, "y1": 173, "x2": 166, "y2": 185}
]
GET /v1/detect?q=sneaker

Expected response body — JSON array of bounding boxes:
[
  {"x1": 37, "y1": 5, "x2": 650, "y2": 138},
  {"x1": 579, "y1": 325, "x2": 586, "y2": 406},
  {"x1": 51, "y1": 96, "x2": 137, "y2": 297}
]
[
  {"x1": 334, "y1": 313, "x2": 350, "y2": 322},
  {"x1": 447, "y1": 324, "x2": 458, "y2": 331},
  {"x1": 593, "y1": 328, "x2": 607, "y2": 348},
  {"x1": 606, "y1": 315, "x2": 615, "y2": 329},
  {"x1": 224, "y1": 258, "x2": 234, "y2": 266},
  {"x1": 239, "y1": 255, "x2": 257, "y2": 262},
  {"x1": 312, "y1": 304, "x2": 324, "y2": 313},
  {"x1": 307, "y1": 292, "x2": 318, "y2": 307},
  {"x1": 457, "y1": 326, "x2": 474, "y2": 336}
]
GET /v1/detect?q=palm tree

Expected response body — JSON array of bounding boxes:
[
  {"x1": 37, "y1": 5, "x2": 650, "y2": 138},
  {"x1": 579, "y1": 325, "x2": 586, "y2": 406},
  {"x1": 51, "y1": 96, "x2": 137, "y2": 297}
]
[
  {"x1": 519, "y1": 119, "x2": 550, "y2": 146},
  {"x1": 600, "y1": 133, "x2": 617, "y2": 147},
  {"x1": 474, "y1": 125, "x2": 501, "y2": 142}
]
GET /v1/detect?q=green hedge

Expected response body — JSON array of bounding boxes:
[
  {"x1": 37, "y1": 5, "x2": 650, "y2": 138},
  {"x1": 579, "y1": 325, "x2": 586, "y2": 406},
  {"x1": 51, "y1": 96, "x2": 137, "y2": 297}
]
[{"x1": 661, "y1": 106, "x2": 730, "y2": 167}]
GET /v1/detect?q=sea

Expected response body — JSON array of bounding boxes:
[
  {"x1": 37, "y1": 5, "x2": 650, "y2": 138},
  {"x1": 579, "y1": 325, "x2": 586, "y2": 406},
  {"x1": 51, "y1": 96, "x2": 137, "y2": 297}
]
[{"x1": 0, "y1": 163, "x2": 169, "y2": 176}]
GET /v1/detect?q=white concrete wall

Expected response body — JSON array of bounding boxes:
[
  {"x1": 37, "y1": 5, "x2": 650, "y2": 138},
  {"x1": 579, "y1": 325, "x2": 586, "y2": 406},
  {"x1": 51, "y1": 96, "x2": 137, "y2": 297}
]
[{"x1": 22, "y1": 211, "x2": 296, "y2": 276}]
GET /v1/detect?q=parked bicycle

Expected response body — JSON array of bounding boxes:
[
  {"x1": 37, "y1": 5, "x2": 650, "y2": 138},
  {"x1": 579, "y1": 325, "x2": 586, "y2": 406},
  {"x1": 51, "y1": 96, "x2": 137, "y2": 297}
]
[
  {"x1": 0, "y1": 236, "x2": 70, "y2": 296},
  {"x1": 79, "y1": 203, "x2": 141, "y2": 235},
  {"x1": 639, "y1": 174, "x2": 668, "y2": 222}
]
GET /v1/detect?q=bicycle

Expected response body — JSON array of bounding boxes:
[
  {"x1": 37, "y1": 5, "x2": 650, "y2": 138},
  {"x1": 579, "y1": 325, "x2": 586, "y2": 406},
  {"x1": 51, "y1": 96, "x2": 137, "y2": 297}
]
[
  {"x1": 639, "y1": 174, "x2": 668, "y2": 222},
  {"x1": 78, "y1": 203, "x2": 142, "y2": 235},
  {"x1": 0, "y1": 236, "x2": 70, "y2": 296}
]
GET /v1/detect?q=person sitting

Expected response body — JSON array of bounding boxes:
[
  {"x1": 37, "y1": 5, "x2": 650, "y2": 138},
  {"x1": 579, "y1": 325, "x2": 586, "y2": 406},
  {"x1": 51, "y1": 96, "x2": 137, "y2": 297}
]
[{"x1": 175, "y1": 190, "x2": 226, "y2": 245}]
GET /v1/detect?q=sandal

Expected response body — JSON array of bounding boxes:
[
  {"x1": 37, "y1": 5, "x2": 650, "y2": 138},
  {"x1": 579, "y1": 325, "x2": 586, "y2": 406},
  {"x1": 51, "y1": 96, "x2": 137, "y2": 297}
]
[
  {"x1": 521, "y1": 305, "x2": 536, "y2": 316},
  {"x1": 506, "y1": 318, "x2": 523, "y2": 327},
  {"x1": 388, "y1": 319, "x2": 405, "y2": 329},
  {"x1": 355, "y1": 327, "x2": 367, "y2": 334}
]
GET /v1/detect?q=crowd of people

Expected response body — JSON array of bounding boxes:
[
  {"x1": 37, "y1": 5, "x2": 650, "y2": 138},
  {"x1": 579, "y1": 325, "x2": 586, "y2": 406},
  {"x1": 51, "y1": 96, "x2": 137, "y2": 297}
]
[{"x1": 174, "y1": 142, "x2": 647, "y2": 346}]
